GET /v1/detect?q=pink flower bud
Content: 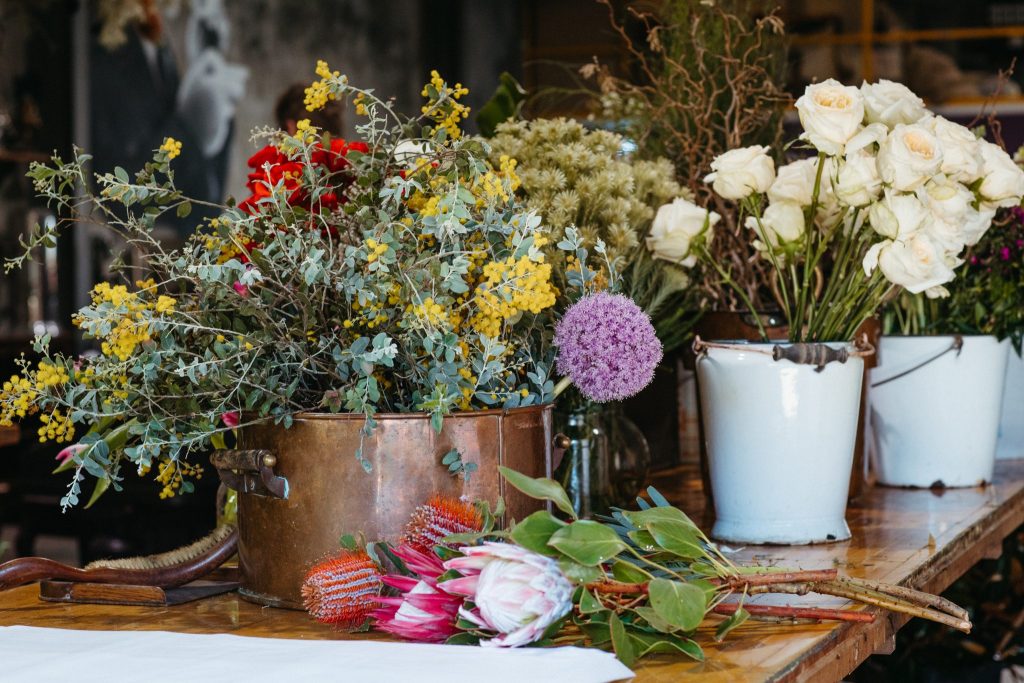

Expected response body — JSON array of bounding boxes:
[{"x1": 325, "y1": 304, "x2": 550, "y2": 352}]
[
  {"x1": 441, "y1": 542, "x2": 573, "y2": 647},
  {"x1": 221, "y1": 411, "x2": 240, "y2": 428},
  {"x1": 372, "y1": 545, "x2": 462, "y2": 643},
  {"x1": 232, "y1": 281, "x2": 249, "y2": 297},
  {"x1": 56, "y1": 443, "x2": 87, "y2": 465}
]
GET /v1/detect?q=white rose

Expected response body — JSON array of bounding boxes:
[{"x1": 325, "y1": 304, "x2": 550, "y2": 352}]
[
  {"x1": 877, "y1": 123, "x2": 943, "y2": 191},
  {"x1": 768, "y1": 158, "x2": 820, "y2": 205},
  {"x1": 745, "y1": 201, "x2": 805, "y2": 247},
  {"x1": 925, "y1": 116, "x2": 983, "y2": 184},
  {"x1": 920, "y1": 176, "x2": 972, "y2": 224},
  {"x1": 704, "y1": 146, "x2": 775, "y2": 200},
  {"x1": 978, "y1": 140, "x2": 1024, "y2": 209},
  {"x1": 868, "y1": 190, "x2": 928, "y2": 239},
  {"x1": 863, "y1": 233, "x2": 956, "y2": 293},
  {"x1": 834, "y1": 151, "x2": 881, "y2": 206},
  {"x1": 961, "y1": 206, "x2": 997, "y2": 247},
  {"x1": 795, "y1": 79, "x2": 865, "y2": 155},
  {"x1": 861, "y1": 80, "x2": 927, "y2": 127},
  {"x1": 845, "y1": 123, "x2": 889, "y2": 156},
  {"x1": 646, "y1": 198, "x2": 720, "y2": 266}
]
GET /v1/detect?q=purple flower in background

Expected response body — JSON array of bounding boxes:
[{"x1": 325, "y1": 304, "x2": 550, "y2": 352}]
[
  {"x1": 554, "y1": 292, "x2": 663, "y2": 402},
  {"x1": 1001, "y1": 247, "x2": 1012, "y2": 261}
]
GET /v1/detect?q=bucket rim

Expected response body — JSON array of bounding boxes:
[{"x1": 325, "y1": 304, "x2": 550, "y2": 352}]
[{"x1": 275, "y1": 402, "x2": 554, "y2": 422}]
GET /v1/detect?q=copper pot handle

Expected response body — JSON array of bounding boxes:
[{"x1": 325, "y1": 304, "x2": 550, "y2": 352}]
[
  {"x1": 552, "y1": 433, "x2": 571, "y2": 472},
  {"x1": 210, "y1": 449, "x2": 289, "y2": 499}
]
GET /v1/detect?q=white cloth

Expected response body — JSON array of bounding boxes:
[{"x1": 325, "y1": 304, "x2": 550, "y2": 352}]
[{"x1": 0, "y1": 626, "x2": 635, "y2": 682}]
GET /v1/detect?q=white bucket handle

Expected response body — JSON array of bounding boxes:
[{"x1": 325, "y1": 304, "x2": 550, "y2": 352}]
[{"x1": 869, "y1": 335, "x2": 963, "y2": 388}]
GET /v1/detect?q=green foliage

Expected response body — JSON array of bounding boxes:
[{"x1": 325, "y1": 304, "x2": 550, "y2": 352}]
[{"x1": 476, "y1": 72, "x2": 527, "y2": 138}]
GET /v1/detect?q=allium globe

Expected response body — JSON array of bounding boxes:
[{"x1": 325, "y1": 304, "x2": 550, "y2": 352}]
[{"x1": 554, "y1": 292, "x2": 663, "y2": 402}]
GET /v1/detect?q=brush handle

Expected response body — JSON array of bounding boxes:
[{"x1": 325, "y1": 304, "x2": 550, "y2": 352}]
[{"x1": 0, "y1": 528, "x2": 238, "y2": 592}]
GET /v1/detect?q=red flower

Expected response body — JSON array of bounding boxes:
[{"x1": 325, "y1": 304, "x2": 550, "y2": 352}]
[{"x1": 302, "y1": 550, "x2": 383, "y2": 627}]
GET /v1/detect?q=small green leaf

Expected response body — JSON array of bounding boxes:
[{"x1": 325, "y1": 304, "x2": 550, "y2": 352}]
[
  {"x1": 176, "y1": 201, "x2": 192, "y2": 218},
  {"x1": 634, "y1": 606, "x2": 674, "y2": 633},
  {"x1": 646, "y1": 520, "x2": 704, "y2": 559},
  {"x1": 579, "y1": 589, "x2": 603, "y2": 614},
  {"x1": 648, "y1": 578, "x2": 708, "y2": 632},
  {"x1": 499, "y1": 466, "x2": 577, "y2": 519},
  {"x1": 627, "y1": 529, "x2": 658, "y2": 551},
  {"x1": 557, "y1": 558, "x2": 603, "y2": 584},
  {"x1": 715, "y1": 607, "x2": 749, "y2": 642},
  {"x1": 84, "y1": 477, "x2": 111, "y2": 509},
  {"x1": 622, "y1": 506, "x2": 695, "y2": 529},
  {"x1": 446, "y1": 632, "x2": 480, "y2": 646},
  {"x1": 339, "y1": 533, "x2": 358, "y2": 550},
  {"x1": 611, "y1": 560, "x2": 652, "y2": 584},
  {"x1": 510, "y1": 510, "x2": 565, "y2": 555},
  {"x1": 608, "y1": 612, "x2": 636, "y2": 668},
  {"x1": 548, "y1": 520, "x2": 626, "y2": 566}
]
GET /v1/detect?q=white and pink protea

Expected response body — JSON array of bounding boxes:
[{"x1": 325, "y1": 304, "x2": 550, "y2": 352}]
[{"x1": 440, "y1": 542, "x2": 573, "y2": 647}]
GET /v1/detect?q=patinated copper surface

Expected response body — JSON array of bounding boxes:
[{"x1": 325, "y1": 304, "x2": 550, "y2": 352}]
[{"x1": 226, "y1": 405, "x2": 554, "y2": 608}]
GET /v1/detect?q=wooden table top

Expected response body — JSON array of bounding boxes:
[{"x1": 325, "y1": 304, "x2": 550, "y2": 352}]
[{"x1": 2, "y1": 459, "x2": 1024, "y2": 683}]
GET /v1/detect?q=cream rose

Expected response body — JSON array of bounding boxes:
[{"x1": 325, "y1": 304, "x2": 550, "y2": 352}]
[
  {"x1": 863, "y1": 233, "x2": 956, "y2": 293},
  {"x1": 961, "y1": 206, "x2": 997, "y2": 247},
  {"x1": 845, "y1": 122, "x2": 889, "y2": 156},
  {"x1": 705, "y1": 146, "x2": 775, "y2": 200},
  {"x1": 925, "y1": 116, "x2": 983, "y2": 184},
  {"x1": 745, "y1": 201, "x2": 805, "y2": 247},
  {"x1": 834, "y1": 151, "x2": 881, "y2": 206},
  {"x1": 867, "y1": 190, "x2": 928, "y2": 239},
  {"x1": 861, "y1": 80, "x2": 927, "y2": 128},
  {"x1": 978, "y1": 140, "x2": 1024, "y2": 209},
  {"x1": 768, "y1": 158, "x2": 820, "y2": 206},
  {"x1": 795, "y1": 79, "x2": 865, "y2": 155},
  {"x1": 646, "y1": 198, "x2": 720, "y2": 266},
  {"x1": 877, "y1": 124, "x2": 943, "y2": 191}
]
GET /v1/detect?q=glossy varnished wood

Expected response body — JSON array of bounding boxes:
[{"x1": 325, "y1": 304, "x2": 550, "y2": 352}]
[{"x1": 2, "y1": 459, "x2": 1024, "y2": 682}]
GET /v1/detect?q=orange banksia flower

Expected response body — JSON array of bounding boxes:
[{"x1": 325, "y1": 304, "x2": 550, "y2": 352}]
[
  {"x1": 401, "y1": 495, "x2": 483, "y2": 553},
  {"x1": 302, "y1": 550, "x2": 382, "y2": 626}
]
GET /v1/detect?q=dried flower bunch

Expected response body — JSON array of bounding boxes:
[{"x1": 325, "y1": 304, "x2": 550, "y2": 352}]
[
  {"x1": 487, "y1": 117, "x2": 699, "y2": 350},
  {"x1": 305, "y1": 470, "x2": 971, "y2": 668},
  {"x1": 0, "y1": 64, "x2": 608, "y2": 507}
]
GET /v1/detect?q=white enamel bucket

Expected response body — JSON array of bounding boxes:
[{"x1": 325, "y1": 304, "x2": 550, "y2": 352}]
[
  {"x1": 869, "y1": 335, "x2": 1010, "y2": 487},
  {"x1": 695, "y1": 340, "x2": 866, "y2": 545},
  {"x1": 997, "y1": 350, "x2": 1024, "y2": 459}
]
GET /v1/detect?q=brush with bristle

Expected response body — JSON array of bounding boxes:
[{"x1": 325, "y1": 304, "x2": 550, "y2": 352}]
[{"x1": 0, "y1": 525, "x2": 237, "y2": 591}]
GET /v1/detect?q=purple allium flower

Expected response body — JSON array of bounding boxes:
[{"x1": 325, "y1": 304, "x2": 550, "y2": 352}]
[{"x1": 554, "y1": 292, "x2": 663, "y2": 402}]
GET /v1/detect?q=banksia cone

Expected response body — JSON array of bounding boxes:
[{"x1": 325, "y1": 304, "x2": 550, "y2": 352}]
[
  {"x1": 302, "y1": 550, "x2": 383, "y2": 626},
  {"x1": 401, "y1": 495, "x2": 483, "y2": 553}
]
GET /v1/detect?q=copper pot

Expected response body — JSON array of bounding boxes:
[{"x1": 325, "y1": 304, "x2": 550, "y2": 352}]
[{"x1": 212, "y1": 405, "x2": 554, "y2": 608}]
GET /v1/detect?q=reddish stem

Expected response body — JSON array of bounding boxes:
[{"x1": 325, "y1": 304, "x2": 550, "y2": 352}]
[
  {"x1": 588, "y1": 580, "x2": 649, "y2": 595},
  {"x1": 714, "y1": 602, "x2": 875, "y2": 623}
]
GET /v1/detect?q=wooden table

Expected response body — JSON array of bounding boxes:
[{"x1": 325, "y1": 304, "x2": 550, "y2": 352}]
[{"x1": 2, "y1": 459, "x2": 1024, "y2": 682}]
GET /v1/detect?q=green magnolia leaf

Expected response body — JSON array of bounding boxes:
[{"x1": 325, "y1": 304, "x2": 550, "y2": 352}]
[
  {"x1": 611, "y1": 559, "x2": 652, "y2": 584},
  {"x1": 715, "y1": 606, "x2": 749, "y2": 642},
  {"x1": 648, "y1": 578, "x2": 708, "y2": 632},
  {"x1": 608, "y1": 612, "x2": 636, "y2": 668},
  {"x1": 579, "y1": 589, "x2": 603, "y2": 614},
  {"x1": 646, "y1": 520, "x2": 704, "y2": 559},
  {"x1": 558, "y1": 558, "x2": 603, "y2": 584},
  {"x1": 548, "y1": 520, "x2": 626, "y2": 566},
  {"x1": 499, "y1": 466, "x2": 577, "y2": 518},
  {"x1": 509, "y1": 510, "x2": 565, "y2": 556}
]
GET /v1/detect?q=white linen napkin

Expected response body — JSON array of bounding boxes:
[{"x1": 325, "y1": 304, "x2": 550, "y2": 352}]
[{"x1": 0, "y1": 625, "x2": 635, "y2": 682}]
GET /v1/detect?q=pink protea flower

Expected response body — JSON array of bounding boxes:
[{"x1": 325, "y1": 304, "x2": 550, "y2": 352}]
[
  {"x1": 554, "y1": 292, "x2": 663, "y2": 402},
  {"x1": 440, "y1": 542, "x2": 573, "y2": 647},
  {"x1": 56, "y1": 443, "x2": 87, "y2": 465},
  {"x1": 372, "y1": 544, "x2": 463, "y2": 643}
]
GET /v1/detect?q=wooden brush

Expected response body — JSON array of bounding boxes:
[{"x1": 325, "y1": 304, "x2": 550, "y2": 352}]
[{"x1": 0, "y1": 524, "x2": 237, "y2": 591}]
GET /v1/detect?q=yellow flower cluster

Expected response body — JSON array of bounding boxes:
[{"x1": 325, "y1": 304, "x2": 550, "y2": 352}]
[
  {"x1": 421, "y1": 70, "x2": 470, "y2": 140},
  {"x1": 411, "y1": 297, "x2": 446, "y2": 326},
  {"x1": 365, "y1": 238, "x2": 389, "y2": 263},
  {"x1": 74, "y1": 281, "x2": 176, "y2": 361},
  {"x1": 0, "y1": 374, "x2": 37, "y2": 426},
  {"x1": 37, "y1": 409, "x2": 74, "y2": 444},
  {"x1": 474, "y1": 155, "x2": 521, "y2": 205},
  {"x1": 305, "y1": 60, "x2": 344, "y2": 112},
  {"x1": 470, "y1": 256, "x2": 557, "y2": 337},
  {"x1": 36, "y1": 361, "x2": 70, "y2": 388},
  {"x1": 155, "y1": 458, "x2": 203, "y2": 499},
  {"x1": 353, "y1": 92, "x2": 368, "y2": 117},
  {"x1": 295, "y1": 118, "x2": 317, "y2": 144},
  {"x1": 159, "y1": 137, "x2": 182, "y2": 159}
]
